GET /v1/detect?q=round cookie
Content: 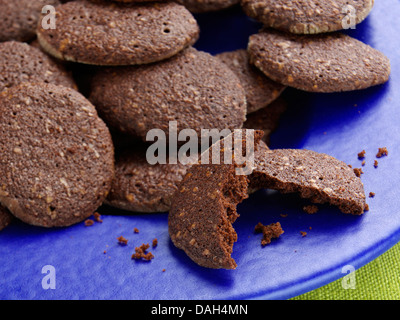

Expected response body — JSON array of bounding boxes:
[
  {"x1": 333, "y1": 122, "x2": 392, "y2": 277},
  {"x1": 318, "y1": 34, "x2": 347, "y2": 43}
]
[
  {"x1": 0, "y1": 205, "x2": 13, "y2": 231},
  {"x1": 241, "y1": 0, "x2": 374, "y2": 34},
  {"x1": 0, "y1": 0, "x2": 60, "y2": 42},
  {"x1": 175, "y1": 0, "x2": 239, "y2": 13},
  {"x1": 216, "y1": 49, "x2": 286, "y2": 114},
  {"x1": 90, "y1": 47, "x2": 247, "y2": 140},
  {"x1": 37, "y1": 0, "x2": 200, "y2": 66},
  {"x1": 106, "y1": 144, "x2": 188, "y2": 213},
  {"x1": 0, "y1": 41, "x2": 76, "y2": 93},
  {"x1": 248, "y1": 29, "x2": 391, "y2": 92},
  {"x1": 0, "y1": 83, "x2": 115, "y2": 228}
]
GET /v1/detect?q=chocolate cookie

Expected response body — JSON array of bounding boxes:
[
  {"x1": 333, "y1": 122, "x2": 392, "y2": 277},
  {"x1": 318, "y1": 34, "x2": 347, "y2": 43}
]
[
  {"x1": 175, "y1": 0, "x2": 239, "y2": 13},
  {"x1": 0, "y1": 205, "x2": 13, "y2": 231},
  {"x1": 0, "y1": 0, "x2": 60, "y2": 42},
  {"x1": 90, "y1": 47, "x2": 247, "y2": 140},
  {"x1": 243, "y1": 97, "x2": 287, "y2": 145},
  {"x1": 248, "y1": 29, "x2": 391, "y2": 92},
  {"x1": 241, "y1": 0, "x2": 374, "y2": 34},
  {"x1": 250, "y1": 148, "x2": 366, "y2": 215},
  {"x1": 0, "y1": 41, "x2": 76, "y2": 93},
  {"x1": 37, "y1": 0, "x2": 200, "y2": 66},
  {"x1": 106, "y1": 144, "x2": 188, "y2": 213},
  {"x1": 169, "y1": 130, "x2": 264, "y2": 269},
  {"x1": 216, "y1": 49, "x2": 286, "y2": 114},
  {"x1": 0, "y1": 83, "x2": 115, "y2": 228}
]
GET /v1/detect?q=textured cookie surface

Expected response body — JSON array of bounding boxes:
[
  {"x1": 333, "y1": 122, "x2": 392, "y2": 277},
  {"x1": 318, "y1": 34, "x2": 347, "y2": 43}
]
[
  {"x1": 176, "y1": 0, "x2": 239, "y2": 13},
  {"x1": 0, "y1": 0, "x2": 60, "y2": 42},
  {"x1": 248, "y1": 29, "x2": 391, "y2": 92},
  {"x1": 216, "y1": 49, "x2": 285, "y2": 114},
  {"x1": 37, "y1": 0, "x2": 199, "y2": 66},
  {"x1": 106, "y1": 144, "x2": 188, "y2": 213},
  {"x1": 241, "y1": 0, "x2": 374, "y2": 34},
  {"x1": 250, "y1": 148, "x2": 366, "y2": 215},
  {"x1": 0, "y1": 205, "x2": 13, "y2": 231},
  {"x1": 0, "y1": 41, "x2": 76, "y2": 93},
  {"x1": 0, "y1": 83, "x2": 115, "y2": 227},
  {"x1": 90, "y1": 47, "x2": 247, "y2": 140}
]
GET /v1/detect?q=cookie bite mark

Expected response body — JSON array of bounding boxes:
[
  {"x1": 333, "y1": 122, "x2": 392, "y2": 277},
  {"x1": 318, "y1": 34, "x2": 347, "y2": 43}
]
[{"x1": 169, "y1": 130, "x2": 264, "y2": 269}]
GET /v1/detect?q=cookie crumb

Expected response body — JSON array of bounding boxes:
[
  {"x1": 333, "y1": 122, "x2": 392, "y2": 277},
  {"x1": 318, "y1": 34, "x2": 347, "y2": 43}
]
[
  {"x1": 361, "y1": 160, "x2": 366, "y2": 166},
  {"x1": 376, "y1": 147, "x2": 388, "y2": 158},
  {"x1": 117, "y1": 236, "x2": 128, "y2": 246},
  {"x1": 84, "y1": 219, "x2": 94, "y2": 227},
  {"x1": 303, "y1": 205, "x2": 318, "y2": 214},
  {"x1": 300, "y1": 231, "x2": 307, "y2": 237},
  {"x1": 280, "y1": 213, "x2": 288, "y2": 218},
  {"x1": 254, "y1": 222, "x2": 284, "y2": 246},
  {"x1": 364, "y1": 203, "x2": 370, "y2": 211},
  {"x1": 374, "y1": 160, "x2": 379, "y2": 168},
  {"x1": 133, "y1": 228, "x2": 139, "y2": 234},
  {"x1": 132, "y1": 243, "x2": 154, "y2": 261},
  {"x1": 152, "y1": 238, "x2": 158, "y2": 248},
  {"x1": 358, "y1": 150, "x2": 366, "y2": 159},
  {"x1": 93, "y1": 212, "x2": 103, "y2": 223},
  {"x1": 369, "y1": 192, "x2": 375, "y2": 198},
  {"x1": 353, "y1": 168, "x2": 363, "y2": 177},
  {"x1": 162, "y1": 269, "x2": 166, "y2": 272}
]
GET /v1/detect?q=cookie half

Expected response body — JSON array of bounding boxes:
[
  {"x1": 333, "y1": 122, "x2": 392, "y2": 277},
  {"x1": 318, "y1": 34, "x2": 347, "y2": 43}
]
[
  {"x1": 241, "y1": 0, "x2": 374, "y2": 34},
  {"x1": 106, "y1": 144, "x2": 188, "y2": 213},
  {"x1": 90, "y1": 47, "x2": 247, "y2": 140},
  {"x1": 175, "y1": 0, "x2": 239, "y2": 13},
  {"x1": 169, "y1": 130, "x2": 263, "y2": 269},
  {"x1": 0, "y1": 83, "x2": 115, "y2": 227},
  {"x1": 0, "y1": 0, "x2": 60, "y2": 42},
  {"x1": 0, "y1": 41, "x2": 76, "y2": 93},
  {"x1": 216, "y1": 49, "x2": 286, "y2": 114},
  {"x1": 37, "y1": 0, "x2": 200, "y2": 66},
  {"x1": 250, "y1": 148, "x2": 366, "y2": 215},
  {"x1": 248, "y1": 29, "x2": 391, "y2": 92}
]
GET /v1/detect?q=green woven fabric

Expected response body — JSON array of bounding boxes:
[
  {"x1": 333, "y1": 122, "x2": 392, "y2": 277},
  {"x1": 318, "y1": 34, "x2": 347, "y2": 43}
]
[{"x1": 291, "y1": 242, "x2": 400, "y2": 300}]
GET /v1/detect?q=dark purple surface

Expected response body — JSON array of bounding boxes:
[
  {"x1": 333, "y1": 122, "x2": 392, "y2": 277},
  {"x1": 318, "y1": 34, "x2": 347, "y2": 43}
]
[{"x1": 1, "y1": 0, "x2": 400, "y2": 300}]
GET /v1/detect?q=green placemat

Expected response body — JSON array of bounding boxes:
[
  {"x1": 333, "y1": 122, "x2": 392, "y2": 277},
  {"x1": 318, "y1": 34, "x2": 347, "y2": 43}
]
[{"x1": 291, "y1": 241, "x2": 400, "y2": 300}]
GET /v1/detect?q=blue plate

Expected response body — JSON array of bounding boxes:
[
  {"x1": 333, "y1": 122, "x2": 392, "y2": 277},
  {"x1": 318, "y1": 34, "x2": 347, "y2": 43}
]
[{"x1": 1, "y1": 0, "x2": 400, "y2": 300}]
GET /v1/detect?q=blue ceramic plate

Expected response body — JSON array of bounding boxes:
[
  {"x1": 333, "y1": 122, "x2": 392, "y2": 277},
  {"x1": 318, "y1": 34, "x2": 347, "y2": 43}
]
[{"x1": 1, "y1": 0, "x2": 399, "y2": 300}]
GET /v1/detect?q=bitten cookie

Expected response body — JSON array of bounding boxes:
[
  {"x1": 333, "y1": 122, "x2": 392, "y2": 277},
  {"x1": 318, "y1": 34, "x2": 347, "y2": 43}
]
[
  {"x1": 37, "y1": 0, "x2": 200, "y2": 66},
  {"x1": 248, "y1": 29, "x2": 391, "y2": 92},
  {"x1": 106, "y1": 144, "x2": 188, "y2": 213},
  {"x1": 169, "y1": 130, "x2": 264, "y2": 269},
  {"x1": 0, "y1": 0, "x2": 60, "y2": 42},
  {"x1": 0, "y1": 205, "x2": 13, "y2": 231},
  {"x1": 0, "y1": 41, "x2": 76, "y2": 93},
  {"x1": 0, "y1": 83, "x2": 115, "y2": 228},
  {"x1": 175, "y1": 0, "x2": 239, "y2": 13},
  {"x1": 216, "y1": 49, "x2": 286, "y2": 114},
  {"x1": 90, "y1": 47, "x2": 247, "y2": 140},
  {"x1": 250, "y1": 148, "x2": 366, "y2": 215},
  {"x1": 241, "y1": 0, "x2": 374, "y2": 34}
]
